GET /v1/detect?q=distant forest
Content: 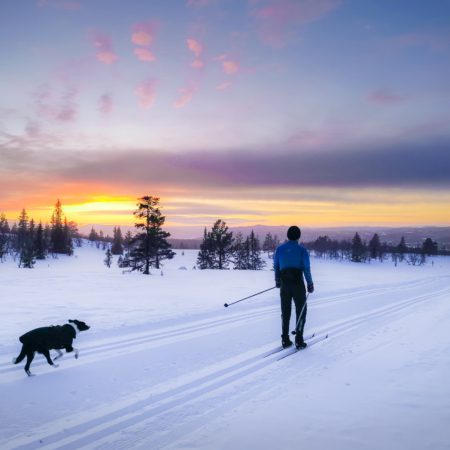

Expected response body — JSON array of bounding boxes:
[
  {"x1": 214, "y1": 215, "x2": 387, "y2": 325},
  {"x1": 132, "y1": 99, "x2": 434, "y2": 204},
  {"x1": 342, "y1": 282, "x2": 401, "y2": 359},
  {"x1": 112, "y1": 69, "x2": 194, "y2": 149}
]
[{"x1": 1, "y1": 197, "x2": 449, "y2": 271}]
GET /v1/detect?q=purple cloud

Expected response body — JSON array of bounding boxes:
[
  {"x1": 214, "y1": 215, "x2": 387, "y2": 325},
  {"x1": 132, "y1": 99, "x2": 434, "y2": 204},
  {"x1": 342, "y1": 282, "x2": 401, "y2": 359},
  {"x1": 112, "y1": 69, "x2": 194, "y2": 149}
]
[{"x1": 33, "y1": 84, "x2": 79, "y2": 122}]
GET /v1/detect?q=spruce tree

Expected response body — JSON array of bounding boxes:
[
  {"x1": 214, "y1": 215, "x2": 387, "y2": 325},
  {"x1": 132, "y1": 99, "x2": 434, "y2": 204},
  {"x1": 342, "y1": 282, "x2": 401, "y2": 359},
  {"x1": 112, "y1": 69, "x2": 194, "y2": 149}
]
[
  {"x1": 120, "y1": 196, "x2": 174, "y2": 274},
  {"x1": 50, "y1": 200, "x2": 66, "y2": 254},
  {"x1": 0, "y1": 213, "x2": 10, "y2": 260},
  {"x1": 63, "y1": 218, "x2": 74, "y2": 255},
  {"x1": 351, "y1": 232, "x2": 365, "y2": 262},
  {"x1": 233, "y1": 232, "x2": 250, "y2": 270},
  {"x1": 88, "y1": 227, "x2": 99, "y2": 243},
  {"x1": 369, "y1": 233, "x2": 381, "y2": 259},
  {"x1": 197, "y1": 227, "x2": 213, "y2": 269},
  {"x1": 248, "y1": 230, "x2": 265, "y2": 270},
  {"x1": 397, "y1": 237, "x2": 407, "y2": 261},
  {"x1": 34, "y1": 221, "x2": 46, "y2": 259},
  {"x1": 17, "y1": 209, "x2": 29, "y2": 253},
  {"x1": 262, "y1": 232, "x2": 280, "y2": 258},
  {"x1": 422, "y1": 238, "x2": 438, "y2": 256},
  {"x1": 210, "y1": 219, "x2": 234, "y2": 269},
  {"x1": 111, "y1": 226, "x2": 124, "y2": 255}
]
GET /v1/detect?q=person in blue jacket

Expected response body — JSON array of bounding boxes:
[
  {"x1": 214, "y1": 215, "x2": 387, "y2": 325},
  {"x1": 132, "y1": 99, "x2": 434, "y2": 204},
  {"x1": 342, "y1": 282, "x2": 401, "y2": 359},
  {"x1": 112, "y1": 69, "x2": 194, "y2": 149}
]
[{"x1": 274, "y1": 226, "x2": 314, "y2": 349}]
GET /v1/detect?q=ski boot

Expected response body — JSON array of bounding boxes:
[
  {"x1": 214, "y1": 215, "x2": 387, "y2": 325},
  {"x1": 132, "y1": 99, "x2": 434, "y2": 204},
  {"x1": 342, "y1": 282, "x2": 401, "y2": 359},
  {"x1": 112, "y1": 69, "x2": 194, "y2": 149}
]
[
  {"x1": 295, "y1": 336, "x2": 307, "y2": 350},
  {"x1": 282, "y1": 335, "x2": 293, "y2": 348}
]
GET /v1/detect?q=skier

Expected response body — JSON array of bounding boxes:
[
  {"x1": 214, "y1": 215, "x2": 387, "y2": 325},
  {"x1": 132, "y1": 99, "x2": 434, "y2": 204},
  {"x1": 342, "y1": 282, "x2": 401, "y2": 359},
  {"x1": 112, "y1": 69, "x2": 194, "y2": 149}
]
[{"x1": 274, "y1": 226, "x2": 314, "y2": 349}]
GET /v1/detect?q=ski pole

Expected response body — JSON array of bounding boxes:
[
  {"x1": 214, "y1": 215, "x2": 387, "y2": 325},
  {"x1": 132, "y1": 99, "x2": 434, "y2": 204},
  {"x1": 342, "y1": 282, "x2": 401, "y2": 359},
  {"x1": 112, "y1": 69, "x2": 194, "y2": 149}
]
[
  {"x1": 292, "y1": 293, "x2": 309, "y2": 335},
  {"x1": 224, "y1": 286, "x2": 277, "y2": 308}
]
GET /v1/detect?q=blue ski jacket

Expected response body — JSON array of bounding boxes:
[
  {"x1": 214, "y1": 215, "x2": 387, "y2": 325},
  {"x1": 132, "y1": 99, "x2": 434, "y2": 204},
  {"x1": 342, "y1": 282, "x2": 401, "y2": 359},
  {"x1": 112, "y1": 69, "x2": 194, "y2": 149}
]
[{"x1": 274, "y1": 240, "x2": 313, "y2": 286}]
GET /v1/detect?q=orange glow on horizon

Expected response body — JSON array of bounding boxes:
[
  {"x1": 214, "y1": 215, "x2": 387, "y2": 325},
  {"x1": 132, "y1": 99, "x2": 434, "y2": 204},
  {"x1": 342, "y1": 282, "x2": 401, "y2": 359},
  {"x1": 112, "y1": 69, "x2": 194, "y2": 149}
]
[{"x1": 2, "y1": 188, "x2": 450, "y2": 234}]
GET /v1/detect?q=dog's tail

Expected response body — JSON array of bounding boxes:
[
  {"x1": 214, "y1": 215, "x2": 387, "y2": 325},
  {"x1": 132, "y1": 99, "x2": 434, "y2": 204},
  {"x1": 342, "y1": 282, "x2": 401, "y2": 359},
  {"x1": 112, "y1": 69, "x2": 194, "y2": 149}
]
[{"x1": 13, "y1": 346, "x2": 27, "y2": 364}]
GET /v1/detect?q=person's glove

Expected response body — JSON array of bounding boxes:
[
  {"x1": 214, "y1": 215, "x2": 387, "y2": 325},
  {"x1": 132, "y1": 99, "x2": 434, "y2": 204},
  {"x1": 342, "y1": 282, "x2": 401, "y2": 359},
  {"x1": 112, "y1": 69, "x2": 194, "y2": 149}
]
[{"x1": 307, "y1": 283, "x2": 314, "y2": 294}]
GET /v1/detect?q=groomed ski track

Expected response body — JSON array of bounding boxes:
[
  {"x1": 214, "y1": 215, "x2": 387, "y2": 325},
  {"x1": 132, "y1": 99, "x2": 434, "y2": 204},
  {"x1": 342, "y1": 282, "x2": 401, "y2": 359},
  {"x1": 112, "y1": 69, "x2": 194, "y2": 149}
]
[{"x1": 1, "y1": 275, "x2": 449, "y2": 450}]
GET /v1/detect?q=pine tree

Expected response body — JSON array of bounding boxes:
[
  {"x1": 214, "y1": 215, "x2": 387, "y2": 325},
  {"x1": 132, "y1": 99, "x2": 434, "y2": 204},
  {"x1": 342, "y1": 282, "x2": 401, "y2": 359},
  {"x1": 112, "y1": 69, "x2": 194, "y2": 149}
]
[
  {"x1": 111, "y1": 226, "x2": 124, "y2": 255},
  {"x1": 50, "y1": 200, "x2": 66, "y2": 254},
  {"x1": 0, "y1": 213, "x2": 10, "y2": 260},
  {"x1": 34, "y1": 221, "x2": 46, "y2": 259},
  {"x1": 422, "y1": 238, "x2": 438, "y2": 256},
  {"x1": 233, "y1": 232, "x2": 250, "y2": 270},
  {"x1": 248, "y1": 230, "x2": 265, "y2": 270},
  {"x1": 0, "y1": 213, "x2": 10, "y2": 233},
  {"x1": 63, "y1": 218, "x2": 74, "y2": 255},
  {"x1": 16, "y1": 211, "x2": 35, "y2": 268},
  {"x1": 197, "y1": 227, "x2": 213, "y2": 269},
  {"x1": 351, "y1": 232, "x2": 366, "y2": 262},
  {"x1": 88, "y1": 227, "x2": 99, "y2": 243},
  {"x1": 262, "y1": 232, "x2": 280, "y2": 258},
  {"x1": 120, "y1": 196, "x2": 174, "y2": 274},
  {"x1": 397, "y1": 236, "x2": 407, "y2": 261},
  {"x1": 369, "y1": 233, "x2": 381, "y2": 259},
  {"x1": 17, "y1": 209, "x2": 29, "y2": 253},
  {"x1": 197, "y1": 220, "x2": 234, "y2": 269}
]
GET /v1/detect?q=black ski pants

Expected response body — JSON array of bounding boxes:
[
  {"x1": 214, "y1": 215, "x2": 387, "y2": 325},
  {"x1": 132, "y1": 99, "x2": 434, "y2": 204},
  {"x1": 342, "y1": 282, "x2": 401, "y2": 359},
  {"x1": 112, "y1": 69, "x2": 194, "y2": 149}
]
[{"x1": 280, "y1": 279, "x2": 307, "y2": 338}]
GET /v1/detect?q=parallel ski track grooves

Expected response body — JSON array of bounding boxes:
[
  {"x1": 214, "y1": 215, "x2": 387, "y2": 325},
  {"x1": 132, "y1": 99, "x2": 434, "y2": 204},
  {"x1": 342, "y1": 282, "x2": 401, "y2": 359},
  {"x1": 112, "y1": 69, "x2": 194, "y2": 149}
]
[
  {"x1": 5, "y1": 284, "x2": 450, "y2": 450},
  {"x1": 0, "y1": 307, "x2": 277, "y2": 374},
  {"x1": 0, "y1": 276, "x2": 441, "y2": 374}
]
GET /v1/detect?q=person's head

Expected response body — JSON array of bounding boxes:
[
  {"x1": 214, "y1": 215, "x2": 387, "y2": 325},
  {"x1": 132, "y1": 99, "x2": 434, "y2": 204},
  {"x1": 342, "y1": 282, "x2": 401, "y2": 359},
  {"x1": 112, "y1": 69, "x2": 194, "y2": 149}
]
[{"x1": 287, "y1": 225, "x2": 301, "y2": 241}]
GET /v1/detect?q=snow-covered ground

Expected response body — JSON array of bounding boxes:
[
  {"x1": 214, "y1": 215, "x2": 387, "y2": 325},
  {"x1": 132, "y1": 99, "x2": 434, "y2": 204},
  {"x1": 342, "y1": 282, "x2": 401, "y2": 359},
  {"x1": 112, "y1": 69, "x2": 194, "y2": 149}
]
[{"x1": 1, "y1": 244, "x2": 449, "y2": 450}]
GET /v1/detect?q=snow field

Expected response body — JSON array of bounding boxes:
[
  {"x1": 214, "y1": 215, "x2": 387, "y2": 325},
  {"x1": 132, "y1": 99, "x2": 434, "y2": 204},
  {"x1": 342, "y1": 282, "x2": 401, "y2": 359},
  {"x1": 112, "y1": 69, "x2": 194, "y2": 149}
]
[{"x1": 0, "y1": 245, "x2": 449, "y2": 449}]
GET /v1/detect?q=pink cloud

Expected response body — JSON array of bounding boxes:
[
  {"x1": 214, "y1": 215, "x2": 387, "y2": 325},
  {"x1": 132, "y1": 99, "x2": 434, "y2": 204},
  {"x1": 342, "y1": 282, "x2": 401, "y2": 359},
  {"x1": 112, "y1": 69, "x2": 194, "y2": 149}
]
[
  {"x1": 187, "y1": 38, "x2": 203, "y2": 57},
  {"x1": 134, "y1": 48, "x2": 156, "y2": 62},
  {"x1": 91, "y1": 32, "x2": 118, "y2": 64},
  {"x1": 368, "y1": 90, "x2": 407, "y2": 105},
  {"x1": 252, "y1": 0, "x2": 341, "y2": 48},
  {"x1": 187, "y1": 39, "x2": 205, "y2": 69},
  {"x1": 131, "y1": 22, "x2": 159, "y2": 46},
  {"x1": 135, "y1": 80, "x2": 156, "y2": 109},
  {"x1": 216, "y1": 81, "x2": 232, "y2": 90},
  {"x1": 214, "y1": 54, "x2": 240, "y2": 75},
  {"x1": 222, "y1": 60, "x2": 239, "y2": 75},
  {"x1": 99, "y1": 94, "x2": 113, "y2": 115},
  {"x1": 174, "y1": 86, "x2": 197, "y2": 109}
]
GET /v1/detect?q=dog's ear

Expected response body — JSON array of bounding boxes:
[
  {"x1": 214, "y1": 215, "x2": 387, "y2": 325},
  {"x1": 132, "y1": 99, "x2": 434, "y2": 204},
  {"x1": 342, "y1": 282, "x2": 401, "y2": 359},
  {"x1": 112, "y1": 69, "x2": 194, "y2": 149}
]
[{"x1": 69, "y1": 320, "x2": 74, "y2": 323}]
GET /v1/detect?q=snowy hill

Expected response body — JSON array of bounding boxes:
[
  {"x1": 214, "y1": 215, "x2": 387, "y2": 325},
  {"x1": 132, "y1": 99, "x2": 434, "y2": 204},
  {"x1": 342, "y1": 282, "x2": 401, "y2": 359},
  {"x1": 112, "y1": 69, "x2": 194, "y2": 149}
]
[{"x1": 1, "y1": 245, "x2": 449, "y2": 450}]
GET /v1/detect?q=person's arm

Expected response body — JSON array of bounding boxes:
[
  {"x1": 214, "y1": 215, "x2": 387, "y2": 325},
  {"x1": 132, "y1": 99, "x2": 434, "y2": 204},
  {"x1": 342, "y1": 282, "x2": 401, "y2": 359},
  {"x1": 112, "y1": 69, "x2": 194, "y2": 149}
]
[
  {"x1": 274, "y1": 248, "x2": 281, "y2": 288},
  {"x1": 303, "y1": 248, "x2": 314, "y2": 293}
]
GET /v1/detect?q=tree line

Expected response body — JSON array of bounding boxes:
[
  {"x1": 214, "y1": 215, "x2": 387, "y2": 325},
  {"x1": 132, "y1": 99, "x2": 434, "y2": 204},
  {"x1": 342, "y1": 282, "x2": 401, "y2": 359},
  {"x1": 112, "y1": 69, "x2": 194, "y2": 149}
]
[
  {"x1": 2, "y1": 195, "x2": 447, "y2": 272},
  {"x1": 196, "y1": 220, "x2": 267, "y2": 270},
  {"x1": 306, "y1": 232, "x2": 444, "y2": 266},
  {"x1": 0, "y1": 200, "x2": 79, "y2": 268}
]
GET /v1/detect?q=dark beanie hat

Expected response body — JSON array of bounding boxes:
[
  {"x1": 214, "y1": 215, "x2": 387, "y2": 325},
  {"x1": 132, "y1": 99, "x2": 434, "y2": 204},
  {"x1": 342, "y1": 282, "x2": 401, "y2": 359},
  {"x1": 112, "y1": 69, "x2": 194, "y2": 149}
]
[{"x1": 287, "y1": 226, "x2": 301, "y2": 240}]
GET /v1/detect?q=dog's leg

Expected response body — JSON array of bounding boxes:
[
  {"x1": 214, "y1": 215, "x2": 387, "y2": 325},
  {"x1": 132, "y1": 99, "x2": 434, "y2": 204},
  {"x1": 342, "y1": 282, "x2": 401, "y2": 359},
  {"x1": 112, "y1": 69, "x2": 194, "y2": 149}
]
[
  {"x1": 53, "y1": 349, "x2": 63, "y2": 360},
  {"x1": 73, "y1": 348, "x2": 79, "y2": 359},
  {"x1": 42, "y1": 349, "x2": 59, "y2": 368},
  {"x1": 13, "y1": 345, "x2": 27, "y2": 364},
  {"x1": 24, "y1": 351, "x2": 35, "y2": 376}
]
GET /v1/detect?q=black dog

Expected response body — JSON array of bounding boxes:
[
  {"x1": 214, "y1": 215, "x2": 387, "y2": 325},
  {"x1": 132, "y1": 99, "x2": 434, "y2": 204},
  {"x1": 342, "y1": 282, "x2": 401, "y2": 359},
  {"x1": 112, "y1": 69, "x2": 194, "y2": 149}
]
[{"x1": 13, "y1": 319, "x2": 90, "y2": 376}]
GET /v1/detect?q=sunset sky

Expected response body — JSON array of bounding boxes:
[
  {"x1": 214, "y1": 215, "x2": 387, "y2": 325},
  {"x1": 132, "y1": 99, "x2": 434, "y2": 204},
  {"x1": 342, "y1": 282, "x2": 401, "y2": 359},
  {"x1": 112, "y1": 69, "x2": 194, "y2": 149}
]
[{"x1": 1, "y1": 0, "x2": 449, "y2": 237}]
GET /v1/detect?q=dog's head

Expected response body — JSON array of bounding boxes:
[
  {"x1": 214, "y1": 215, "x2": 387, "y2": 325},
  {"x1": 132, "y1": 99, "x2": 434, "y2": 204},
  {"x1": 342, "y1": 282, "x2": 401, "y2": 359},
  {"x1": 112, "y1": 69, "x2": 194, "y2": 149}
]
[{"x1": 69, "y1": 319, "x2": 90, "y2": 332}]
